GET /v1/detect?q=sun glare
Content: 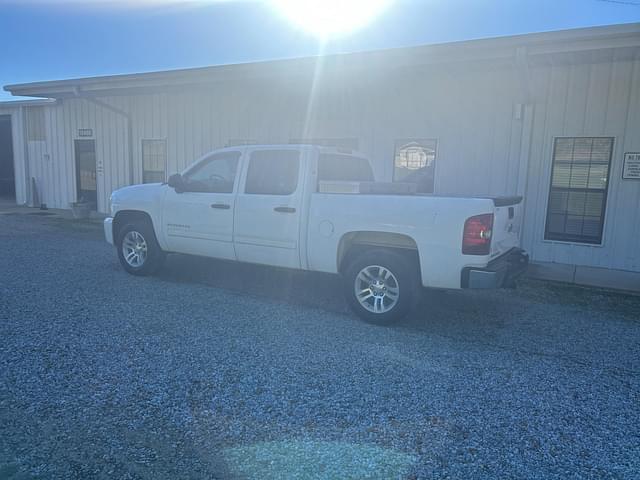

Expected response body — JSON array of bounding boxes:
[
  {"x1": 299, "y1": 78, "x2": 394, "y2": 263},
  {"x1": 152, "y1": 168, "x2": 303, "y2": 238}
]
[{"x1": 271, "y1": 0, "x2": 393, "y2": 38}]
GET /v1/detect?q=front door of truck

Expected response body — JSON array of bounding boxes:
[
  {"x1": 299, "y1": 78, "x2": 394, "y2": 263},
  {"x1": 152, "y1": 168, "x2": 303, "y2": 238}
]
[
  {"x1": 233, "y1": 148, "x2": 305, "y2": 269},
  {"x1": 162, "y1": 150, "x2": 242, "y2": 260}
]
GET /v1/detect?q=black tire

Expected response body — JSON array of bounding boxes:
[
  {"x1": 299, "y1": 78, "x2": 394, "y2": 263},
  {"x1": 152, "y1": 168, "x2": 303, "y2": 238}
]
[
  {"x1": 116, "y1": 221, "x2": 165, "y2": 276},
  {"x1": 342, "y1": 248, "x2": 419, "y2": 325}
]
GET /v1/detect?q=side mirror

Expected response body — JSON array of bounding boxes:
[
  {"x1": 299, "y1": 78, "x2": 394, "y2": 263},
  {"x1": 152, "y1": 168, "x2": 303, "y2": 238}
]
[{"x1": 168, "y1": 173, "x2": 184, "y2": 193}]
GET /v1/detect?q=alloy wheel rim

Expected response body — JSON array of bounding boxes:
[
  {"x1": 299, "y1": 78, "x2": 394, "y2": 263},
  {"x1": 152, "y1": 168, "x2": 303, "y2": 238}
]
[
  {"x1": 354, "y1": 265, "x2": 400, "y2": 314},
  {"x1": 122, "y1": 231, "x2": 148, "y2": 268}
]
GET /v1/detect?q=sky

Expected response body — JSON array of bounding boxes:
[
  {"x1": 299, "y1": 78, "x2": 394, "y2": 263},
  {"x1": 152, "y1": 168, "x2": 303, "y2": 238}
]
[{"x1": 0, "y1": 0, "x2": 638, "y2": 101}]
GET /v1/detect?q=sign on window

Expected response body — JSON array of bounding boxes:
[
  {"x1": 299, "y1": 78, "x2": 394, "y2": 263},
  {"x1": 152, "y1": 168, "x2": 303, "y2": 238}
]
[{"x1": 393, "y1": 139, "x2": 437, "y2": 193}]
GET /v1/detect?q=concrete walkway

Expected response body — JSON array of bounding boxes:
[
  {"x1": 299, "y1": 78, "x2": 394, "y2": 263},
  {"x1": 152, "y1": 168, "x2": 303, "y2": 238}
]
[{"x1": 0, "y1": 197, "x2": 106, "y2": 224}]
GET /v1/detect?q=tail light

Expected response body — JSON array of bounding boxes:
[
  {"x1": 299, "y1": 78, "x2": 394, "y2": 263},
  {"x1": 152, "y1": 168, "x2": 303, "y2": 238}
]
[{"x1": 462, "y1": 214, "x2": 494, "y2": 255}]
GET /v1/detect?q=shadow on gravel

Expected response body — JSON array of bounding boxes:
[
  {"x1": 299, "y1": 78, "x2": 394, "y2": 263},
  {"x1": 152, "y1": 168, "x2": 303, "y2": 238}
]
[
  {"x1": 157, "y1": 254, "x2": 349, "y2": 315},
  {"x1": 153, "y1": 252, "x2": 640, "y2": 334},
  {"x1": 151, "y1": 251, "x2": 640, "y2": 341},
  {"x1": 155, "y1": 253, "x2": 511, "y2": 330}
]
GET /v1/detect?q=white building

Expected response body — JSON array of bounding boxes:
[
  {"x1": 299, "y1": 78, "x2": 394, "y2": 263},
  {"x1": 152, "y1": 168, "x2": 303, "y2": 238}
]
[{"x1": 1, "y1": 23, "x2": 639, "y2": 290}]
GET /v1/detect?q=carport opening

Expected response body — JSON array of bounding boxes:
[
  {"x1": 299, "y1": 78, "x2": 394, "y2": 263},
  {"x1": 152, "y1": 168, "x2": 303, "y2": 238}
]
[{"x1": 0, "y1": 115, "x2": 15, "y2": 201}]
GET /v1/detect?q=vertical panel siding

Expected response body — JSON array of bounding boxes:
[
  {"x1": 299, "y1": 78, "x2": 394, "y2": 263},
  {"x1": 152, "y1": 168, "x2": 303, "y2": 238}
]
[
  {"x1": 7, "y1": 50, "x2": 638, "y2": 273},
  {"x1": 524, "y1": 56, "x2": 640, "y2": 272},
  {"x1": 15, "y1": 98, "x2": 128, "y2": 212}
]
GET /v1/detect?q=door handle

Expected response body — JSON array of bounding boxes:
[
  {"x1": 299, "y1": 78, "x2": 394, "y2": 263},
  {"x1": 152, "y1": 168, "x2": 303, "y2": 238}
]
[
  {"x1": 274, "y1": 206, "x2": 296, "y2": 213},
  {"x1": 210, "y1": 203, "x2": 231, "y2": 210}
]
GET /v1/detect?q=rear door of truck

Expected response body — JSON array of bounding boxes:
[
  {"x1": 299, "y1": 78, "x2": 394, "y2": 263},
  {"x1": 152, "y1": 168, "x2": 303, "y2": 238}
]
[
  {"x1": 490, "y1": 196, "x2": 523, "y2": 258},
  {"x1": 233, "y1": 146, "x2": 307, "y2": 269}
]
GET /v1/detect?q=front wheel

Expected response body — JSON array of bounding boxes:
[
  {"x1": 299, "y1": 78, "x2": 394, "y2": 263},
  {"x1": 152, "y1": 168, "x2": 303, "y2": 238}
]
[
  {"x1": 116, "y1": 222, "x2": 165, "y2": 276},
  {"x1": 343, "y1": 249, "x2": 418, "y2": 325}
]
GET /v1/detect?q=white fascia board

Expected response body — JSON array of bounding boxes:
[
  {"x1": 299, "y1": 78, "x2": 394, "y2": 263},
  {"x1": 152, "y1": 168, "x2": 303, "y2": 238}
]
[{"x1": 0, "y1": 98, "x2": 57, "y2": 107}]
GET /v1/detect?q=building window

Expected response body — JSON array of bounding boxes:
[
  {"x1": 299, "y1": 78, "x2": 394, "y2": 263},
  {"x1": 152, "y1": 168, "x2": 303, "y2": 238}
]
[
  {"x1": 545, "y1": 137, "x2": 613, "y2": 244},
  {"x1": 393, "y1": 139, "x2": 437, "y2": 193},
  {"x1": 290, "y1": 138, "x2": 359, "y2": 151},
  {"x1": 142, "y1": 140, "x2": 167, "y2": 184},
  {"x1": 26, "y1": 107, "x2": 46, "y2": 141}
]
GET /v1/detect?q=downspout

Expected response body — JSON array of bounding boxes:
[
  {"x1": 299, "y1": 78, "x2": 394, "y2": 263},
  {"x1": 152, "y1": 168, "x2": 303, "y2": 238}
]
[
  {"x1": 74, "y1": 88, "x2": 134, "y2": 185},
  {"x1": 20, "y1": 105, "x2": 32, "y2": 206},
  {"x1": 514, "y1": 46, "x2": 535, "y2": 256},
  {"x1": 515, "y1": 46, "x2": 534, "y2": 197}
]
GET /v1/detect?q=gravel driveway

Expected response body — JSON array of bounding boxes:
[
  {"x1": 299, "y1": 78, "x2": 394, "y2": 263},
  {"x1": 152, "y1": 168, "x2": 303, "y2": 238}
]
[{"x1": 1, "y1": 211, "x2": 639, "y2": 479}]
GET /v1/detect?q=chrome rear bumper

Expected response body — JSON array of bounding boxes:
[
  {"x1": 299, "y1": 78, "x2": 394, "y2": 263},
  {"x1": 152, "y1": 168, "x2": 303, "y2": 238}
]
[{"x1": 462, "y1": 248, "x2": 529, "y2": 289}]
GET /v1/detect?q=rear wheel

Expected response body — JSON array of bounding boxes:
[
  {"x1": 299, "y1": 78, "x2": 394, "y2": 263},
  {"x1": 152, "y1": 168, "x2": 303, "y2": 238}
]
[
  {"x1": 116, "y1": 222, "x2": 165, "y2": 275},
  {"x1": 343, "y1": 249, "x2": 418, "y2": 325}
]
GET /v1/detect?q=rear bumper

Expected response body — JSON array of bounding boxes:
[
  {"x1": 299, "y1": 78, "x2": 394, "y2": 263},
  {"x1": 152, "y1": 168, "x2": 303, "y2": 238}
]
[
  {"x1": 461, "y1": 248, "x2": 529, "y2": 289},
  {"x1": 104, "y1": 217, "x2": 114, "y2": 245}
]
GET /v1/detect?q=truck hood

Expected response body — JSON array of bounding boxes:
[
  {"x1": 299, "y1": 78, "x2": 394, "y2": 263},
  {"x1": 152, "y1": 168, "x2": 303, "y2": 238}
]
[{"x1": 109, "y1": 183, "x2": 166, "y2": 216}]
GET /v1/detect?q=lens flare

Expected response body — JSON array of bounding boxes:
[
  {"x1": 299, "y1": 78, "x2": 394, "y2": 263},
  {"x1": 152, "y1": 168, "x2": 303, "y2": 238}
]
[{"x1": 271, "y1": 0, "x2": 393, "y2": 38}]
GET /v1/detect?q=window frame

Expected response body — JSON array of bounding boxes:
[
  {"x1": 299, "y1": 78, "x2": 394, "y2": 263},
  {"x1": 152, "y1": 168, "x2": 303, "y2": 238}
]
[
  {"x1": 26, "y1": 107, "x2": 46, "y2": 142},
  {"x1": 543, "y1": 136, "x2": 615, "y2": 246},
  {"x1": 392, "y1": 138, "x2": 438, "y2": 193},
  {"x1": 141, "y1": 139, "x2": 168, "y2": 184}
]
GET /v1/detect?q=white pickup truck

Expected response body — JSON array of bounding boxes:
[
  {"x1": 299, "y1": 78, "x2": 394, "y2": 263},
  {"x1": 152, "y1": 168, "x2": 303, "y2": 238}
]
[{"x1": 104, "y1": 144, "x2": 528, "y2": 324}]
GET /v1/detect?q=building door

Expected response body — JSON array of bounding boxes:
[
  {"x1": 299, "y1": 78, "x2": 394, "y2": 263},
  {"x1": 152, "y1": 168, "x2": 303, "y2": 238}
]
[
  {"x1": 0, "y1": 115, "x2": 15, "y2": 199},
  {"x1": 75, "y1": 139, "x2": 97, "y2": 207}
]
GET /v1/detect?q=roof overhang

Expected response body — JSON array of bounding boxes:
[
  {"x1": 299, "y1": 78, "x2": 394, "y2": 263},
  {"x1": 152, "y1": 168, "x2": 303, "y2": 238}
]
[
  {"x1": 0, "y1": 98, "x2": 58, "y2": 108},
  {"x1": 4, "y1": 22, "x2": 639, "y2": 99}
]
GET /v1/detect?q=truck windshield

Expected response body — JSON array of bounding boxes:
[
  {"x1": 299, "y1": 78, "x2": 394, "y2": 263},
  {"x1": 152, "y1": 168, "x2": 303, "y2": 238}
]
[{"x1": 318, "y1": 154, "x2": 374, "y2": 184}]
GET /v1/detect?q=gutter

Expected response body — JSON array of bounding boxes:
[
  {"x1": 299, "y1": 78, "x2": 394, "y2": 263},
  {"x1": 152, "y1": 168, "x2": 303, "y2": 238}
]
[
  {"x1": 0, "y1": 98, "x2": 57, "y2": 108},
  {"x1": 20, "y1": 105, "x2": 32, "y2": 206},
  {"x1": 514, "y1": 47, "x2": 535, "y2": 252}
]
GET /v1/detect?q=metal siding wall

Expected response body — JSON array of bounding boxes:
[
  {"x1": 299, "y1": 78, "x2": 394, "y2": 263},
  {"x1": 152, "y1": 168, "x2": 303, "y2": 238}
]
[
  {"x1": 103, "y1": 66, "x2": 524, "y2": 202},
  {"x1": 523, "y1": 57, "x2": 640, "y2": 272},
  {"x1": 609, "y1": 57, "x2": 640, "y2": 272},
  {"x1": 6, "y1": 50, "x2": 637, "y2": 274},
  {"x1": 15, "y1": 98, "x2": 129, "y2": 212},
  {"x1": 365, "y1": 65, "x2": 523, "y2": 196}
]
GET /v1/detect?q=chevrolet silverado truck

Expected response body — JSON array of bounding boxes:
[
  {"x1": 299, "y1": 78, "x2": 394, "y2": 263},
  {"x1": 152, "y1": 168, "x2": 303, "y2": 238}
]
[{"x1": 104, "y1": 144, "x2": 528, "y2": 324}]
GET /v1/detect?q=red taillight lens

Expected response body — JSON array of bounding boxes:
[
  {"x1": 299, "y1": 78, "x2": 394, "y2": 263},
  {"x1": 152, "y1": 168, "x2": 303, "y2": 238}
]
[{"x1": 462, "y1": 214, "x2": 494, "y2": 255}]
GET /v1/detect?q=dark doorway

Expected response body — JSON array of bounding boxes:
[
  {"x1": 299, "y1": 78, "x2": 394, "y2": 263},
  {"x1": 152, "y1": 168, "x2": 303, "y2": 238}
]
[
  {"x1": 74, "y1": 139, "x2": 97, "y2": 208},
  {"x1": 0, "y1": 115, "x2": 15, "y2": 199}
]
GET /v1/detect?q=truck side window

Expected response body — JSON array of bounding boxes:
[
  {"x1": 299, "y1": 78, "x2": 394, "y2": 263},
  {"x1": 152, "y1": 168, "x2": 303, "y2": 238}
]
[
  {"x1": 245, "y1": 150, "x2": 300, "y2": 195},
  {"x1": 182, "y1": 151, "x2": 240, "y2": 193},
  {"x1": 318, "y1": 154, "x2": 374, "y2": 184}
]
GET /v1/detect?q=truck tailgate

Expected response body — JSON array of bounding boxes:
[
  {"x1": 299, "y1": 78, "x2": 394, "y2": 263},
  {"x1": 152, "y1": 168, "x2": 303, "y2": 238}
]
[{"x1": 491, "y1": 196, "x2": 523, "y2": 258}]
